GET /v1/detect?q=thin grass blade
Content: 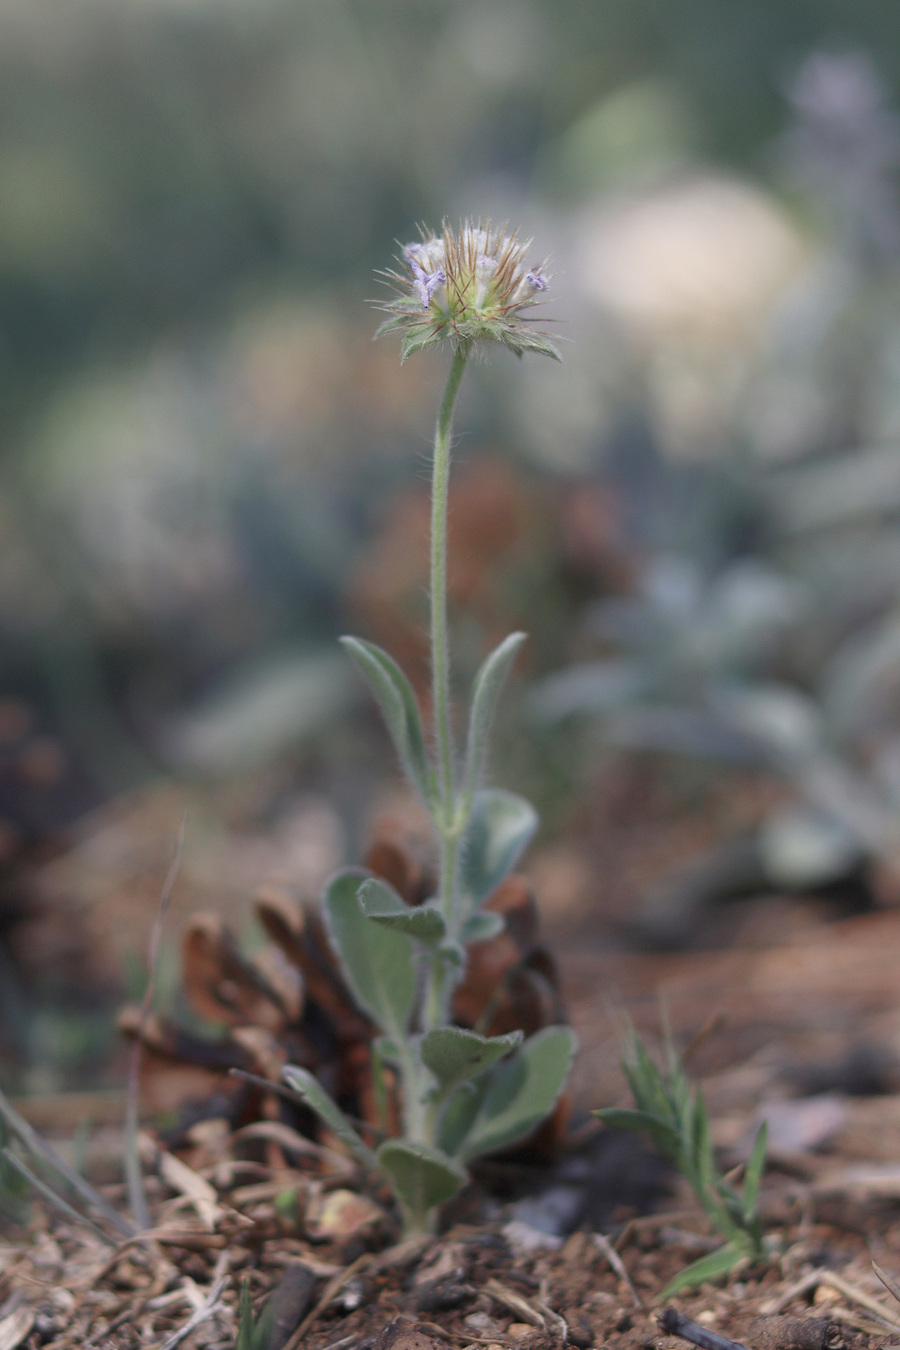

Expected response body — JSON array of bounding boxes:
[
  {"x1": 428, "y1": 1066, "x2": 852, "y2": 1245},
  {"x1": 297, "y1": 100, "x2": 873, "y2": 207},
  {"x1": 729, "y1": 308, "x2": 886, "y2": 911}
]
[{"x1": 2, "y1": 1148, "x2": 117, "y2": 1245}]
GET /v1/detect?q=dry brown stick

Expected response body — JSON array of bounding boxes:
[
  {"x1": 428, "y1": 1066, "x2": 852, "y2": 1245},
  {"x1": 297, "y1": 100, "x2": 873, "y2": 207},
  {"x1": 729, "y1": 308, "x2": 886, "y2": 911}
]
[
  {"x1": 873, "y1": 1261, "x2": 900, "y2": 1307},
  {"x1": 156, "y1": 1249, "x2": 228, "y2": 1350},
  {"x1": 826, "y1": 1306, "x2": 898, "y2": 1338},
  {"x1": 817, "y1": 1269, "x2": 900, "y2": 1332},
  {"x1": 758, "y1": 1269, "x2": 822, "y2": 1317},
  {"x1": 593, "y1": 1232, "x2": 644, "y2": 1311},
  {"x1": 126, "y1": 816, "x2": 186, "y2": 1232},
  {"x1": 281, "y1": 1252, "x2": 374, "y2": 1350},
  {"x1": 658, "y1": 1308, "x2": 749, "y2": 1350},
  {"x1": 484, "y1": 1279, "x2": 544, "y2": 1327},
  {"x1": 745, "y1": 1317, "x2": 839, "y2": 1350}
]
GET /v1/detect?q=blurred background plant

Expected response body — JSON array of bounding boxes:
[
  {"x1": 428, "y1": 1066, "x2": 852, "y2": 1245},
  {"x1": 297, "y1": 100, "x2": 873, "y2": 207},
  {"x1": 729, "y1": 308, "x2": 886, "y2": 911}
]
[
  {"x1": 532, "y1": 44, "x2": 900, "y2": 941},
  {"x1": 6, "y1": 0, "x2": 900, "y2": 1093}
]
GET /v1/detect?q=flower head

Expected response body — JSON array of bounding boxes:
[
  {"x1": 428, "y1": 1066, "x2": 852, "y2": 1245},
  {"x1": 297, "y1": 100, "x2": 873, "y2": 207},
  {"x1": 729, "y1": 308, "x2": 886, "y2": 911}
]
[{"x1": 375, "y1": 219, "x2": 559, "y2": 362}]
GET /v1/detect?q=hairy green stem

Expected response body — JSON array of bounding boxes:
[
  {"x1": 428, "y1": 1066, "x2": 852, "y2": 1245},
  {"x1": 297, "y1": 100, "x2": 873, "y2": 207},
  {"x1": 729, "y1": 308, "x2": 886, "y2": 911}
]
[
  {"x1": 406, "y1": 343, "x2": 471, "y2": 1149},
  {"x1": 430, "y1": 342, "x2": 470, "y2": 832}
]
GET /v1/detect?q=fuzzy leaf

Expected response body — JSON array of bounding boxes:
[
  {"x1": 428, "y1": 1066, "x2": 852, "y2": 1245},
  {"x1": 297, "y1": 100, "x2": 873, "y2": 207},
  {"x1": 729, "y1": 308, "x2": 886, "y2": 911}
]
[
  {"x1": 462, "y1": 633, "x2": 527, "y2": 803},
  {"x1": 438, "y1": 938, "x2": 465, "y2": 968},
  {"x1": 358, "y1": 878, "x2": 446, "y2": 946},
  {"x1": 323, "y1": 869, "x2": 416, "y2": 1040},
  {"x1": 421, "y1": 1027, "x2": 523, "y2": 1099},
  {"x1": 440, "y1": 1025, "x2": 576, "y2": 1162},
  {"x1": 282, "y1": 1064, "x2": 378, "y2": 1170},
  {"x1": 400, "y1": 325, "x2": 441, "y2": 362},
  {"x1": 658, "y1": 1241, "x2": 746, "y2": 1300},
  {"x1": 460, "y1": 789, "x2": 539, "y2": 911},
  {"x1": 373, "y1": 313, "x2": 414, "y2": 338},
  {"x1": 506, "y1": 333, "x2": 562, "y2": 361},
  {"x1": 339, "y1": 637, "x2": 430, "y2": 798},
  {"x1": 376, "y1": 1140, "x2": 468, "y2": 1226},
  {"x1": 460, "y1": 910, "x2": 505, "y2": 944}
]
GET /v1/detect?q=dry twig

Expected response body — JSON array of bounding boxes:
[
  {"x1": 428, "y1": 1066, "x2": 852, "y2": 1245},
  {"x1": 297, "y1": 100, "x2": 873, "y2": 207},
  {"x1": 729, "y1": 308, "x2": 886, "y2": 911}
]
[{"x1": 156, "y1": 1249, "x2": 229, "y2": 1350}]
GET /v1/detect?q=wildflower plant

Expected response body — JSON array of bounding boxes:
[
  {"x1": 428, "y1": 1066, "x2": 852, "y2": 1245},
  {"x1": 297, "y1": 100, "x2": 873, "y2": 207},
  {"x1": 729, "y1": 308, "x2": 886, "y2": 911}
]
[{"x1": 282, "y1": 220, "x2": 574, "y2": 1236}]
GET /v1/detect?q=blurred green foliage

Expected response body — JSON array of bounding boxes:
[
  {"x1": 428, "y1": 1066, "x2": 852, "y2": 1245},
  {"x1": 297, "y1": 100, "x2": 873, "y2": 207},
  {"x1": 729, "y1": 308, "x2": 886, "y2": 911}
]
[{"x1": 3, "y1": 0, "x2": 900, "y2": 837}]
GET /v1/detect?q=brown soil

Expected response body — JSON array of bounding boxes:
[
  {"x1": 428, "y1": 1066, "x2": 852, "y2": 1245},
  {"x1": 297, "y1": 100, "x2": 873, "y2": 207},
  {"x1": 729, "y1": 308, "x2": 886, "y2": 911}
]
[{"x1": 8, "y1": 772, "x2": 900, "y2": 1349}]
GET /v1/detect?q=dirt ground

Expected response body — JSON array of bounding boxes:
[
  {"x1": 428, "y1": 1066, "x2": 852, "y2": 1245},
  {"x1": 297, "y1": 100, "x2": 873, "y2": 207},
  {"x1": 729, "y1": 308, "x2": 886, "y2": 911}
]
[{"x1": 7, "y1": 769, "x2": 900, "y2": 1349}]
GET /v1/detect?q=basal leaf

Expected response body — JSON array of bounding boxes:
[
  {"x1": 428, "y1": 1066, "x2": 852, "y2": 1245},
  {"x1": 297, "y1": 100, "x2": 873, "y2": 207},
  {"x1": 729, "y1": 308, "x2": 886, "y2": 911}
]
[
  {"x1": 460, "y1": 789, "x2": 538, "y2": 911},
  {"x1": 421, "y1": 1027, "x2": 523, "y2": 1099},
  {"x1": 376, "y1": 1140, "x2": 468, "y2": 1229},
  {"x1": 323, "y1": 869, "x2": 416, "y2": 1040},
  {"x1": 339, "y1": 637, "x2": 431, "y2": 799},
  {"x1": 440, "y1": 1025, "x2": 576, "y2": 1162},
  {"x1": 282, "y1": 1064, "x2": 378, "y2": 1170},
  {"x1": 594, "y1": 1107, "x2": 681, "y2": 1157},
  {"x1": 358, "y1": 877, "x2": 446, "y2": 946},
  {"x1": 461, "y1": 633, "x2": 527, "y2": 805},
  {"x1": 741, "y1": 1121, "x2": 767, "y2": 1223},
  {"x1": 658, "y1": 1241, "x2": 745, "y2": 1301}
]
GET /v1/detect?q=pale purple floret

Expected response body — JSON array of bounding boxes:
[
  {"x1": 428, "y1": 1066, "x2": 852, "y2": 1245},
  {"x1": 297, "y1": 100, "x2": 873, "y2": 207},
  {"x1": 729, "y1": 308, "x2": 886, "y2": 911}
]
[
  {"x1": 526, "y1": 269, "x2": 547, "y2": 291},
  {"x1": 412, "y1": 265, "x2": 446, "y2": 309}
]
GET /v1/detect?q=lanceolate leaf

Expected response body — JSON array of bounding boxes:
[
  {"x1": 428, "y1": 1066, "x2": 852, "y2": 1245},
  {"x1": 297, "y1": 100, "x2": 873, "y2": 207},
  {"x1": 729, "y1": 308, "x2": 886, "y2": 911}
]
[
  {"x1": 358, "y1": 878, "x2": 446, "y2": 946},
  {"x1": 658, "y1": 1241, "x2": 746, "y2": 1300},
  {"x1": 339, "y1": 637, "x2": 431, "y2": 799},
  {"x1": 323, "y1": 870, "x2": 416, "y2": 1040},
  {"x1": 376, "y1": 1140, "x2": 467, "y2": 1230},
  {"x1": 440, "y1": 1025, "x2": 576, "y2": 1162},
  {"x1": 421, "y1": 1027, "x2": 523, "y2": 1099},
  {"x1": 741, "y1": 1121, "x2": 768, "y2": 1223},
  {"x1": 460, "y1": 789, "x2": 539, "y2": 911},
  {"x1": 462, "y1": 633, "x2": 527, "y2": 804},
  {"x1": 282, "y1": 1064, "x2": 378, "y2": 1171},
  {"x1": 594, "y1": 1107, "x2": 681, "y2": 1157}
]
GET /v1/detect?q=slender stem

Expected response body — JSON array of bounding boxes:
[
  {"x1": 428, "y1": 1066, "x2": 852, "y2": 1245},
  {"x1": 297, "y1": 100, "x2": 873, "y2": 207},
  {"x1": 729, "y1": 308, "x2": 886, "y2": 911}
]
[
  {"x1": 430, "y1": 342, "x2": 470, "y2": 828},
  {"x1": 399, "y1": 1039, "x2": 427, "y2": 1144},
  {"x1": 400, "y1": 343, "x2": 472, "y2": 1161}
]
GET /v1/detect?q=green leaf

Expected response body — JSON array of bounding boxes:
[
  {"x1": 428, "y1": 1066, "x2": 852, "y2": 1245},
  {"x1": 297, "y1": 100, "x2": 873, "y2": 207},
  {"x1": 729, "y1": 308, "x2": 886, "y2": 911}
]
[
  {"x1": 323, "y1": 870, "x2": 416, "y2": 1040},
  {"x1": 373, "y1": 314, "x2": 410, "y2": 338},
  {"x1": 462, "y1": 633, "x2": 527, "y2": 803},
  {"x1": 460, "y1": 789, "x2": 538, "y2": 910},
  {"x1": 741, "y1": 1121, "x2": 767, "y2": 1223},
  {"x1": 658, "y1": 1241, "x2": 746, "y2": 1300},
  {"x1": 503, "y1": 332, "x2": 562, "y2": 361},
  {"x1": 440, "y1": 1025, "x2": 576, "y2": 1162},
  {"x1": 437, "y1": 938, "x2": 465, "y2": 968},
  {"x1": 460, "y1": 911, "x2": 505, "y2": 944},
  {"x1": 282, "y1": 1064, "x2": 378, "y2": 1170},
  {"x1": 376, "y1": 1140, "x2": 468, "y2": 1230},
  {"x1": 358, "y1": 878, "x2": 446, "y2": 946},
  {"x1": 421, "y1": 1027, "x2": 523, "y2": 1099},
  {"x1": 594, "y1": 1107, "x2": 681, "y2": 1157},
  {"x1": 339, "y1": 638, "x2": 431, "y2": 799}
]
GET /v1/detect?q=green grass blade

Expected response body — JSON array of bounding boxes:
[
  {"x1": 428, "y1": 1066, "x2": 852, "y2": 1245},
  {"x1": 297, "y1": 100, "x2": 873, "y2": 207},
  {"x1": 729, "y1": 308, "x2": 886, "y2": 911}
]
[
  {"x1": 2, "y1": 1148, "x2": 117, "y2": 1245},
  {"x1": 0, "y1": 1086, "x2": 134, "y2": 1237},
  {"x1": 658, "y1": 1242, "x2": 744, "y2": 1300},
  {"x1": 741, "y1": 1121, "x2": 768, "y2": 1224}
]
